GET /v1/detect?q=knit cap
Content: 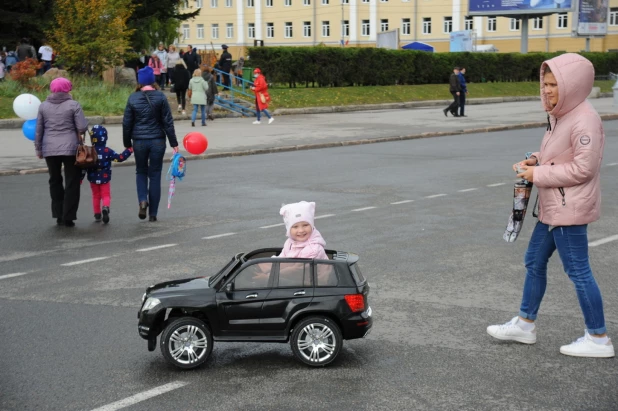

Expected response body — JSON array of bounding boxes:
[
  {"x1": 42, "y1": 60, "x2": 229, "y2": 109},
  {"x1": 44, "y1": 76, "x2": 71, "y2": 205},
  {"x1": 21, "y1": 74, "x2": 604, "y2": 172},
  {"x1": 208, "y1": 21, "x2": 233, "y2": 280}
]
[
  {"x1": 50, "y1": 77, "x2": 72, "y2": 93},
  {"x1": 280, "y1": 201, "x2": 316, "y2": 237},
  {"x1": 137, "y1": 66, "x2": 155, "y2": 85}
]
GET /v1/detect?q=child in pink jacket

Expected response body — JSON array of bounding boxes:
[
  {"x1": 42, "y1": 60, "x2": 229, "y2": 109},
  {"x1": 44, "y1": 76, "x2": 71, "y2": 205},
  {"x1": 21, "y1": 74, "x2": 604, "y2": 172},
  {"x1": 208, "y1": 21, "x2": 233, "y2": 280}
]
[{"x1": 278, "y1": 201, "x2": 328, "y2": 259}]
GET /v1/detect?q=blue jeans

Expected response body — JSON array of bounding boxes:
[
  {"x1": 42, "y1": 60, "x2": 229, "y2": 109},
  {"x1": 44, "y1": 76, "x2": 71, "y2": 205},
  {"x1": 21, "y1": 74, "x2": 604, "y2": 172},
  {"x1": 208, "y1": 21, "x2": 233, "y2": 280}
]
[
  {"x1": 519, "y1": 222, "x2": 606, "y2": 334},
  {"x1": 192, "y1": 104, "x2": 206, "y2": 124},
  {"x1": 133, "y1": 139, "x2": 166, "y2": 217}
]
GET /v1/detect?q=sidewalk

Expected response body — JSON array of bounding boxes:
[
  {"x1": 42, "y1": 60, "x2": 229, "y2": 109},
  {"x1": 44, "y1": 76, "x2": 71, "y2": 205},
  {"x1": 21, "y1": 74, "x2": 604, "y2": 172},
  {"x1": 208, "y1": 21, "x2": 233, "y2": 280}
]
[{"x1": 2, "y1": 97, "x2": 617, "y2": 175}]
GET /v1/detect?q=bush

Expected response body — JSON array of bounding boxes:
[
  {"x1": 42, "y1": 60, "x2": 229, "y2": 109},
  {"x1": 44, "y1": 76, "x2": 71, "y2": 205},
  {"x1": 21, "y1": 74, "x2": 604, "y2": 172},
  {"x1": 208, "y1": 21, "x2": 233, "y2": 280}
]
[
  {"x1": 9, "y1": 58, "x2": 44, "y2": 89},
  {"x1": 247, "y1": 48, "x2": 618, "y2": 87}
]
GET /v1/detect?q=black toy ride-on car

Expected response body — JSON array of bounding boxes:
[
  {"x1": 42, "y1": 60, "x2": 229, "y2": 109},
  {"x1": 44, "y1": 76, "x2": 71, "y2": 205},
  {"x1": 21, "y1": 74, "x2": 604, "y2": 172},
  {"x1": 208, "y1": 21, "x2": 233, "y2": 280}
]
[{"x1": 137, "y1": 248, "x2": 372, "y2": 369}]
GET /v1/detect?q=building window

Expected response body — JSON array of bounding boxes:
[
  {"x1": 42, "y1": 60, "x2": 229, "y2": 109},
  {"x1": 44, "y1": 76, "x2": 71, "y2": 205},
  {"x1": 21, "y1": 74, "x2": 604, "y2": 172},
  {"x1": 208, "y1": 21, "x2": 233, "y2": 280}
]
[
  {"x1": 303, "y1": 21, "x2": 311, "y2": 37},
  {"x1": 610, "y1": 8, "x2": 618, "y2": 26},
  {"x1": 211, "y1": 24, "x2": 219, "y2": 39},
  {"x1": 226, "y1": 23, "x2": 234, "y2": 38},
  {"x1": 362, "y1": 0, "x2": 369, "y2": 3},
  {"x1": 285, "y1": 22, "x2": 293, "y2": 38},
  {"x1": 208, "y1": 0, "x2": 215, "y2": 7},
  {"x1": 266, "y1": 22, "x2": 274, "y2": 38},
  {"x1": 322, "y1": 21, "x2": 330, "y2": 36},
  {"x1": 381, "y1": 0, "x2": 388, "y2": 2},
  {"x1": 197, "y1": 0, "x2": 203, "y2": 7},
  {"x1": 322, "y1": 0, "x2": 329, "y2": 4},
  {"x1": 342, "y1": 20, "x2": 349, "y2": 36},
  {"x1": 533, "y1": 16, "x2": 543, "y2": 30},
  {"x1": 402, "y1": 18, "x2": 410, "y2": 35},
  {"x1": 342, "y1": 0, "x2": 349, "y2": 3},
  {"x1": 381, "y1": 19, "x2": 389, "y2": 32},
  {"x1": 197, "y1": 24, "x2": 204, "y2": 39},
  {"x1": 247, "y1": 0, "x2": 254, "y2": 7},
  {"x1": 362, "y1": 19, "x2": 370, "y2": 36},
  {"x1": 248, "y1": 22, "x2": 255, "y2": 38},
  {"x1": 464, "y1": 16, "x2": 473, "y2": 31},
  {"x1": 510, "y1": 18, "x2": 520, "y2": 31},
  {"x1": 487, "y1": 17, "x2": 496, "y2": 32},
  {"x1": 422, "y1": 17, "x2": 431, "y2": 34},
  {"x1": 225, "y1": 0, "x2": 232, "y2": 6},
  {"x1": 443, "y1": 16, "x2": 452, "y2": 33},
  {"x1": 183, "y1": 0, "x2": 189, "y2": 8},
  {"x1": 557, "y1": 13, "x2": 568, "y2": 29},
  {"x1": 304, "y1": 0, "x2": 311, "y2": 4},
  {"x1": 182, "y1": 24, "x2": 190, "y2": 39},
  {"x1": 285, "y1": 0, "x2": 291, "y2": 5},
  {"x1": 266, "y1": 0, "x2": 273, "y2": 5}
]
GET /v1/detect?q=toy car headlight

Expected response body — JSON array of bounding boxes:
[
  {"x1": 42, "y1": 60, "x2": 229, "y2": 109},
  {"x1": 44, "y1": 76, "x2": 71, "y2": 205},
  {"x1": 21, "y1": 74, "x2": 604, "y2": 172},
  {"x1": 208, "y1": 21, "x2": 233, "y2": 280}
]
[{"x1": 142, "y1": 297, "x2": 161, "y2": 311}]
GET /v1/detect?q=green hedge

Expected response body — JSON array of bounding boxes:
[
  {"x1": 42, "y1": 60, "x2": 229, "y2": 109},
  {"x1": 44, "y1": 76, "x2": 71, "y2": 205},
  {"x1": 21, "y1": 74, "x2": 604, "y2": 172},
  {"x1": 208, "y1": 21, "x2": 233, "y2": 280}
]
[{"x1": 246, "y1": 47, "x2": 618, "y2": 87}]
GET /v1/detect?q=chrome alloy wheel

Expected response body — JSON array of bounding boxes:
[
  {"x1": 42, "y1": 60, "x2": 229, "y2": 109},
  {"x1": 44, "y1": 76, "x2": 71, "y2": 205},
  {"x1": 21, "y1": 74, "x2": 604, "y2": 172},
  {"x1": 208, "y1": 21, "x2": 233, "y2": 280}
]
[
  {"x1": 168, "y1": 325, "x2": 209, "y2": 365},
  {"x1": 297, "y1": 323, "x2": 337, "y2": 363}
]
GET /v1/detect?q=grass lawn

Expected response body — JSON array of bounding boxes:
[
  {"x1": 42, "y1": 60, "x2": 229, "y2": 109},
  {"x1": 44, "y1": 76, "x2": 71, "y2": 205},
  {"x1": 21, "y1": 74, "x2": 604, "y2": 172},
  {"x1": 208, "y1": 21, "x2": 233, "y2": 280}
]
[{"x1": 1, "y1": 77, "x2": 614, "y2": 119}]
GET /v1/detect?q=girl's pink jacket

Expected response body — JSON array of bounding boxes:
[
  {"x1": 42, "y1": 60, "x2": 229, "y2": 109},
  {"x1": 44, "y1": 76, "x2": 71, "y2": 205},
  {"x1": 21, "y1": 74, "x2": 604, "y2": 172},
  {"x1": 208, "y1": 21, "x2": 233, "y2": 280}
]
[
  {"x1": 277, "y1": 228, "x2": 328, "y2": 259},
  {"x1": 532, "y1": 53, "x2": 604, "y2": 227},
  {"x1": 148, "y1": 58, "x2": 162, "y2": 75}
]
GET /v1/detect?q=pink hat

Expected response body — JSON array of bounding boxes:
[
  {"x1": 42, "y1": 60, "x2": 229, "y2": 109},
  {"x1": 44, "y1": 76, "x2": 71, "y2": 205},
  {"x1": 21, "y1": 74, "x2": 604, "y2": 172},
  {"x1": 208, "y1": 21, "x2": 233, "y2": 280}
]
[
  {"x1": 280, "y1": 201, "x2": 316, "y2": 236},
  {"x1": 50, "y1": 77, "x2": 72, "y2": 93}
]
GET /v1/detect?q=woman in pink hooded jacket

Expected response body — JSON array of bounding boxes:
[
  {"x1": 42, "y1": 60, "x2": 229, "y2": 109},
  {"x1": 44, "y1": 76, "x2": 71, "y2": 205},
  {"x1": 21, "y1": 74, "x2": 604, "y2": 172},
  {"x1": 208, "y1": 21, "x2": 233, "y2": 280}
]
[{"x1": 487, "y1": 54, "x2": 613, "y2": 358}]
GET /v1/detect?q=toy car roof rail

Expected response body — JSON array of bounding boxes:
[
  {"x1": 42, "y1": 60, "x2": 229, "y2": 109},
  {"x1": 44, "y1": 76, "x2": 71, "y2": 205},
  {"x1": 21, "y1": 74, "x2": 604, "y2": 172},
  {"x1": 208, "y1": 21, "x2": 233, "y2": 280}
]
[{"x1": 329, "y1": 250, "x2": 359, "y2": 265}]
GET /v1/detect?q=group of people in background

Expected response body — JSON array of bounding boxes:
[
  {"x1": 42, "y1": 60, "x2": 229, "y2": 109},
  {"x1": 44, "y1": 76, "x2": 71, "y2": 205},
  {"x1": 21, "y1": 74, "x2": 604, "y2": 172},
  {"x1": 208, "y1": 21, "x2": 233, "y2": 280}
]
[{"x1": 0, "y1": 38, "x2": 56, "y2": 80}]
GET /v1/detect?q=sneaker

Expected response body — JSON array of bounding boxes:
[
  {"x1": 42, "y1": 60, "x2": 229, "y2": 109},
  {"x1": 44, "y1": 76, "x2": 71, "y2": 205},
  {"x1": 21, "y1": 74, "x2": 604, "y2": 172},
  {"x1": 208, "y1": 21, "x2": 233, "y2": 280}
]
[
  {"x1": 94, "y1": 213, "x2": 102, "y2": 222},
  {"x1": 443, "y1": 109, "x2": 448, "y2": 117},
  {"x1": 487, "y1": 316, "x2": 537, "y2": 344},
  {"x1": 268, "y1": 118, "x2": 274, "y2": 124},
  {"x1": 178, "y1": 106, "x2": 182, "y2": 113},
  {"x1": 102, "y1": 206, "x2": 110, "y2": 224},
  {"x1": 182, "y1": 110, "x2": 186, "y2": 115},
  {"x1": 64, "y1": 220, "x2": 75, "y2": 227},
  {"x1": 252, "y1": 120, "x2": 261, "y2": 125},
  {"x1": 149, "y1": 216, "x2": 157, "y2": 222},
  {"x1": 560, "y1": 331, "x2": 615, "y2": 358}
]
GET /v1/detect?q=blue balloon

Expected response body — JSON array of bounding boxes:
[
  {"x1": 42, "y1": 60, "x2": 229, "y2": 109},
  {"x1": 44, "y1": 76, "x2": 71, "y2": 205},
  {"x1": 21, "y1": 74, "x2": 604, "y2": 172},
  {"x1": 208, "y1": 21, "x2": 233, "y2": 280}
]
[{"x1": 22, "y1": 119, "x2": 37, "y2": 141}]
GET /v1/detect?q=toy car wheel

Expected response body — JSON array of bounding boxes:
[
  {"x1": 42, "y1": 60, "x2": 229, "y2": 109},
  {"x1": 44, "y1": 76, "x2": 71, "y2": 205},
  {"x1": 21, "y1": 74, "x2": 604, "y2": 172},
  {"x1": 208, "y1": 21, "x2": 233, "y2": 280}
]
[
  {"x1": 290, "y1": 316, "x2": 342, "y2": 367},
  {"x1": 160, "y1": 317, "x2": 213, "y2": 369}
]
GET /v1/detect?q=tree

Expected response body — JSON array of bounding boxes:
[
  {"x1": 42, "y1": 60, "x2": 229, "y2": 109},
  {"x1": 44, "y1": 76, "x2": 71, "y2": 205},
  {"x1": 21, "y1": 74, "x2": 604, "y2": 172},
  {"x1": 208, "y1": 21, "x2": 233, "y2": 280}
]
[
  {"x1": 47, "y1": 0, "x2": 135, "y2": 75},
  {"x1": 127, "y1": 0, "x2": 201, "y2": 51},
  {"x1": 0, "y1": 0, "x2": 54, "y2": 50}
]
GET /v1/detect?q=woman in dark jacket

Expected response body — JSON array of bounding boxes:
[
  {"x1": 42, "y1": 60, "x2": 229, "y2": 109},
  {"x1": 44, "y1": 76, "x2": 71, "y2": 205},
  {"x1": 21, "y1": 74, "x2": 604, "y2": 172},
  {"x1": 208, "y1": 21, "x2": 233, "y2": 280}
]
[
  {"x1": 122, "y1": 66, "x2": 179, "y2": 222},
  {"x1": 172, "y1": 62, "x2": 191, "y2": 115},
  {"x1": 35, "y1": 77, "x2": 89, "y2": 227},
  {"x1": 201, "y1": 67, "x2": 219, "y2": 121}
]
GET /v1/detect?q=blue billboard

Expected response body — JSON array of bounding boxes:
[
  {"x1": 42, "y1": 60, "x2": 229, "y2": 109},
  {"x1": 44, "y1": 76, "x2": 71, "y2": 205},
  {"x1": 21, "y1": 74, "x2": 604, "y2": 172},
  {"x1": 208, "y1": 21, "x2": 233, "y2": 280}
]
[{"x1": 469, "y1": 0, "x2": 573, "y2": 15}]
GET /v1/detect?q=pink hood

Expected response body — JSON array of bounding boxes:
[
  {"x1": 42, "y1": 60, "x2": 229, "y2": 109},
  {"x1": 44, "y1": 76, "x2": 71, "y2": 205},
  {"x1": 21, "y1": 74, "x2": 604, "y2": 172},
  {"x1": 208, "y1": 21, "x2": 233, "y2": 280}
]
[
  {"x1": 278, "y1": 228, "x2": 328, "y2": 259},
  {"x1": 532, "y1": 53, "x2": 604, "y2": 226}
]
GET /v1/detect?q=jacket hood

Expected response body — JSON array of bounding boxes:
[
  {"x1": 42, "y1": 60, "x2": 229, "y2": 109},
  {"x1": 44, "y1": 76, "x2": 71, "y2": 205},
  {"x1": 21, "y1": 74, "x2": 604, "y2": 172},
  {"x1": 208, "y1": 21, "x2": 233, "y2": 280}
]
[
  {"x1": 541, "y1": 53, "x2": 594, "y2": 118},
  {"x1": 46, "y1": 92, "x2": 73, "y2": 104},
  {"x1": 190, "y1": 77, "x2": 203, "y2": 83},
  {"x1": 288, "y1": 227, "x2": 326, "y2": 249}
]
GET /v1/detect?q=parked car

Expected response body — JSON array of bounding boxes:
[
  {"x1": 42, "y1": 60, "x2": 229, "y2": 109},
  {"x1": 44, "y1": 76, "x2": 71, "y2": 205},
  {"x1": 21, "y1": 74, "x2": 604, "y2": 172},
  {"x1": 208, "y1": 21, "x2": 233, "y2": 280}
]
[{"x1": 137, "y1": 248, "x2": 372, "y2": 369}]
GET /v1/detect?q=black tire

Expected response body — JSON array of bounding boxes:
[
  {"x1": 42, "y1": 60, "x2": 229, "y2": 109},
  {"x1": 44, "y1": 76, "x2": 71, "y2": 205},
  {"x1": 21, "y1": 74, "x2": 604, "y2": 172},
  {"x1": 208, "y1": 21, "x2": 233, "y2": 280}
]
[
  {"x1": 160, "y1": 317, "x2": 213, "y2": 370},
  {"x1": 290, "y1": 316, "x2": 343, "y2": 367}
]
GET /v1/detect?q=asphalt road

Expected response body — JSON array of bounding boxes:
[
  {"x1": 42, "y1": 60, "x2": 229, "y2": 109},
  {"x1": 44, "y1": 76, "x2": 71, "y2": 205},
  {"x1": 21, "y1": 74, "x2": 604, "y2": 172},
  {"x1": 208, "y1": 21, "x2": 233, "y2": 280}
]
[{"x1": 1, "y1": 122, "x2": 617, "y2": 411}]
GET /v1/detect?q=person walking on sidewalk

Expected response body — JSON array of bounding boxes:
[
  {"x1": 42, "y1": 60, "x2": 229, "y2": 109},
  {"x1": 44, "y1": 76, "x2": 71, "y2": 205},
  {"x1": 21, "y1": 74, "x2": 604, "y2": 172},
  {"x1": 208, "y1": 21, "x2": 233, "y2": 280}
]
[
  {"x1": 123, "y1": 66, "x2": 179, "y2": 222},
  {"x1": 154, "y1": 42, "x2": 168, "y2": 90},
  {"x1": 166, "y1": 44, "x2": 180, "y2": 88},
  {"x1": 250, "y1": 68, "x2": 274, "y2": 125},
  {"x1": 34, "y1": 77, "x2": 89, "y2": 227},
  {"x1": 219, "y1": 44, "x2": 232, "y2": 92},
  {"x1": 443, "y1": 67, "x2": 461, "y2": 117},
  {"x1": 188, "y1": 68, "x2": 209, "y2": 127},
  {"x1": 487, "y1": 53, "x2": 614, "y2": 358},
  {"x1": 458, "y1": 67, "x2": 468, "y2": 117},
  {"x1": 201, "y1": 67, "x2": 219, "y2": 121},
  {"x1": 172, "y1": 61, "x2": 191, "y2": 115}
]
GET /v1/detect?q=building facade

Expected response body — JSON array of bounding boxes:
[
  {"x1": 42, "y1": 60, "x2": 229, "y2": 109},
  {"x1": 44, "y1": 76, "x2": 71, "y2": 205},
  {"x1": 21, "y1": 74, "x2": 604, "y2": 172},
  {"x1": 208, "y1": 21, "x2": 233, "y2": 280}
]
[{"x1": 177, "y1": 0, "x2": 618, "y2": 56}]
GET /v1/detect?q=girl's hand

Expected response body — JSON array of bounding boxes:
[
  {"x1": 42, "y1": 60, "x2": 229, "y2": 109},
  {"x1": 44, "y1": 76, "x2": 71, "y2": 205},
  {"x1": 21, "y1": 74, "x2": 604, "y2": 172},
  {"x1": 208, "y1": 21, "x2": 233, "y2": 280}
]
[
  {"x1": 516, "y1": 166, "x2": 535, "y2": 182},
  {"x1": 512, "y1": 158, "x2": 537, "y2": 172}
]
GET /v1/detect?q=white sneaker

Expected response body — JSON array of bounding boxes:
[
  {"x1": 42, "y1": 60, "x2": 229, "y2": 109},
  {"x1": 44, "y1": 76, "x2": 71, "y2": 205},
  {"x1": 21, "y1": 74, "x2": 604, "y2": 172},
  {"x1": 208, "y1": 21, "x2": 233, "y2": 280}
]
[
  {"x1": 268, "y1": 117, "x2": 275, "y2": 124},
  {"x1": 178, "y1": 106, "x2": 182, "y2": 112},
  {"x1": 182, "y1": 110, "x2": 186, "y2": 115},
  {"x1": 252, "y1": 121, "x2": 261, "y2": 125},
  {"x1": 487, "y1": 316, "x2": 537, "y2": 344},
  {"x1": 560, "y1": 331, "x2": 615, "y2": 358}
]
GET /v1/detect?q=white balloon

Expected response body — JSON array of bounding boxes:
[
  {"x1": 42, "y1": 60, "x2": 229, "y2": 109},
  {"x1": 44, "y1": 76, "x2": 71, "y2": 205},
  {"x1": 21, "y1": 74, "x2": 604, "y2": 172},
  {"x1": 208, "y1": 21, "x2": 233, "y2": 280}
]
[{"x1": 13, "y1": 94, "x2": 42, "y2": 120}]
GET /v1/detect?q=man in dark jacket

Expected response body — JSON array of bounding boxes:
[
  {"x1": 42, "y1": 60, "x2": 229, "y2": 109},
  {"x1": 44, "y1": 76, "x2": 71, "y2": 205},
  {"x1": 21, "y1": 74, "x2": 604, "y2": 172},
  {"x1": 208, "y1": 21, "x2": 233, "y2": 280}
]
[
  {"x1": 458, "y1": 67, "x2": 468, "y2": 117},
  {"x1": 202, "y1": 67, "x2": 219, "y2": 120},
  {"x1": 219, "y1": 44, "x2": 232, "y2": 91},
  {"x1": 443, "y1": 67, "x2": 461, "y2": 117},
  {"x1": 183, "y1": 45, "x2": 197, "y2": 73},
  {"x1": 16, "y1": 38, "x2": 37, "y2": 62}
]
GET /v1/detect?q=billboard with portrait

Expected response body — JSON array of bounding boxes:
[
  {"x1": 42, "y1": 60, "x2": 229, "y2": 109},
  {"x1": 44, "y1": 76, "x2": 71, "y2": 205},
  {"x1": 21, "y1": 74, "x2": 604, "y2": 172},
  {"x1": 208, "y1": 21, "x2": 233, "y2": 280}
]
[
  {"x1": 469, "y1": 0, "x2": 573, "y2": 15},
  {"x1": 576, "y1": 0, "x2": 609, "y2": 35}
]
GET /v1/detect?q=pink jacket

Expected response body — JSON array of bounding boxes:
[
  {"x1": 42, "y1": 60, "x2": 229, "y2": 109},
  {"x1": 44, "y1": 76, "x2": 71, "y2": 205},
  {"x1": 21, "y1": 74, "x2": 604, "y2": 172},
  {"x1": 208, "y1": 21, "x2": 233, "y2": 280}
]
[
  {"x1": 278, "y1": 228, "x2": 328, "y2": 259},
  {"x1": 148, "y1": 58, "x2": 162, "y2": 75},
  {"x1": 532, "y1": 53, "x2": 604, "y2": 226}
]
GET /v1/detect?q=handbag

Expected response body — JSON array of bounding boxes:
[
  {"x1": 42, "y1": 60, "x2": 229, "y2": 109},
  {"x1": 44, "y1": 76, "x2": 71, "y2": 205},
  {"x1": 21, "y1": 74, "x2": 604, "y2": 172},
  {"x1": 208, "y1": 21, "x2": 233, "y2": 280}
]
[
  {"x1": 259, "y1": 92, "x2": 266, "y2": 104},
  {"x1": 75, "y1": 132, "x2": 98, "y2": 168}
]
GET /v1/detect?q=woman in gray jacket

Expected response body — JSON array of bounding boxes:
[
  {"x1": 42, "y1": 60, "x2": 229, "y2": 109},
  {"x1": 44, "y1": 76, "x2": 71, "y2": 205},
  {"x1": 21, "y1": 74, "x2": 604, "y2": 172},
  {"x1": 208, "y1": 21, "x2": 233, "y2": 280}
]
[{"x1": 35, "y1": 77, "x2": 89, "y2": 227}]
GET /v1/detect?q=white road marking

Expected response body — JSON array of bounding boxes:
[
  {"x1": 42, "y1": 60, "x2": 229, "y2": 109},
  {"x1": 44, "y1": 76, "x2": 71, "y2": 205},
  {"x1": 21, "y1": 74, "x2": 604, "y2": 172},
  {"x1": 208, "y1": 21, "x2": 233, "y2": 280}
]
[
  {"x1": 589, "y1": 235, "x2": 618, "y2": 247},
  {"x1": 203, "y1": 232, "x2": 236, "y2": 240},
  {"x1": 458, "y1": 188, "x2": 478, "y2": 192},
  {"x1": 0, "y1": 272, "x2": 30, "y2": 280},
  {"x1": 90, "y1": 381, "x2": 189, "y2": 411},
  {"x1": 606, "y1": 162, "x2": 618, "y2": 166},
  {"x1": 259, "y1": 223, "x2": 285, "y2": 229},
  {"x1": 315, "y1": 214, "x2": 336, "y2": 219},
  {"x1": 136, "y1": 244, "x2": 178, "y2": 252},
  {"x1": 390, "y1": 200, "x2": 414, "y2": 205},
  {"x1": 61, "y1": 257, "x2": 110, "y2": 267},
  {"x1": 351, "y1": 206, "x2": 377, "y2": 212},
  {"x1": 487, "y1": 183, "x2": 506, "y2": 187},
  {"x1": 425, "y1": 194, "x2": 447, "y2": 199}
]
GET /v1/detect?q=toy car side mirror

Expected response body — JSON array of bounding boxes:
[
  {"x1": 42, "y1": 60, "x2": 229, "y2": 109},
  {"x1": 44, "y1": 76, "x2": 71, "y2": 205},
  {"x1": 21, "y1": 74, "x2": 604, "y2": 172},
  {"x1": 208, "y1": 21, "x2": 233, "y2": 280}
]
[{"x1": 226, "y1": 282, "x2": 233, "y2": 293}]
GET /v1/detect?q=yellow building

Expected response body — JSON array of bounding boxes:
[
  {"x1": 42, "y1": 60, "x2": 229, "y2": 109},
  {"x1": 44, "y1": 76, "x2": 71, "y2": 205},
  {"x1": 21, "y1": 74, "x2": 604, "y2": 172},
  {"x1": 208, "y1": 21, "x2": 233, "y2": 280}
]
[{"x1": 177, "y1": 0, "x2": 618, "y2": 55}]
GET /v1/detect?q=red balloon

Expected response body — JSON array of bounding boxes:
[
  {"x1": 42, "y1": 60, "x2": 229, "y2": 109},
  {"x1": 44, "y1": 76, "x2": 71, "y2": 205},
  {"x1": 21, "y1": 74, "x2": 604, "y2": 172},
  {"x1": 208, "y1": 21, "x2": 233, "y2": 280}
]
[{"x1": 183, "y1": 132, "x2": 208, "y2": 155}]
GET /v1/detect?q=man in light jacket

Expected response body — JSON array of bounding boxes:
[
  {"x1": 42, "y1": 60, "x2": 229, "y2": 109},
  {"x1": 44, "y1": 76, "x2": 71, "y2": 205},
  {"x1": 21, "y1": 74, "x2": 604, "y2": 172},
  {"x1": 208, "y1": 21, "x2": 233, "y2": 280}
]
[{"x1": 487, "y1": 53, "x2": 613, "y2": 358}]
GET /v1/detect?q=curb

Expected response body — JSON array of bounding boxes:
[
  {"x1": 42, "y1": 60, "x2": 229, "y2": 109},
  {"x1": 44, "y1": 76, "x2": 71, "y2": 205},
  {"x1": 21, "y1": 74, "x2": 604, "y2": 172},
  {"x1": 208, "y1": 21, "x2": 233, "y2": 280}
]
[
  {"x1": 2, "y1": 93, "x2": 612, "y2": 129},
  {"x1": 3, "y1": 112, "x2": 618, "y2": 177}
]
